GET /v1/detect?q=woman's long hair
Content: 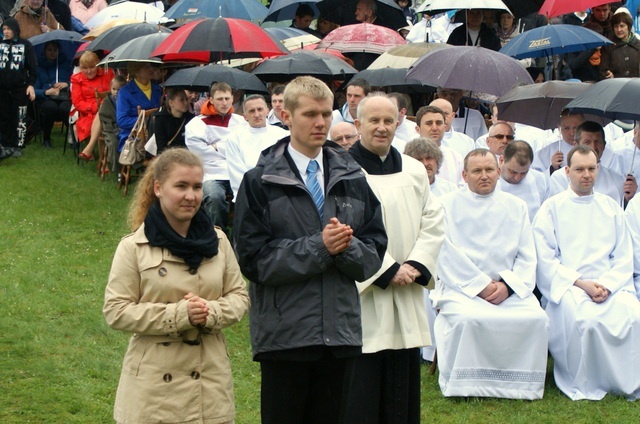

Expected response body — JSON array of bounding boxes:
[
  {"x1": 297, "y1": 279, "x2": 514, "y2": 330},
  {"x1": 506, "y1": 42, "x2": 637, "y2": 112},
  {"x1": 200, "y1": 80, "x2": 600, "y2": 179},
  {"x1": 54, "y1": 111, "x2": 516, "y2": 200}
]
[{"x1": 127, "y1": 149, "x2": 203, "y2": 231}]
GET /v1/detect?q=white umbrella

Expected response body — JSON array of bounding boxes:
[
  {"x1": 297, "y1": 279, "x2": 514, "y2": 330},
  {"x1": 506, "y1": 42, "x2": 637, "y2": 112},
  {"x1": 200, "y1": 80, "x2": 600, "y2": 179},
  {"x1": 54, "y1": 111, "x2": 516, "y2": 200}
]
[
  {"x1": 416, "y1": 0, "x2": 512, "y2": 13},
  {"x1": 85, "y1": 2, "x2": 165, "y2": 29}
]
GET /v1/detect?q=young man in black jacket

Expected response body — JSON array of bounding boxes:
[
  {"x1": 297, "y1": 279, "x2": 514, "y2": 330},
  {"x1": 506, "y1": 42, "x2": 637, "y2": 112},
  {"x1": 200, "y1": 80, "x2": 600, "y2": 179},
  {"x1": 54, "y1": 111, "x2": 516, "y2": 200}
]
[{"x1": 233, "y1": 76, "x2": 387, "y2": 424}]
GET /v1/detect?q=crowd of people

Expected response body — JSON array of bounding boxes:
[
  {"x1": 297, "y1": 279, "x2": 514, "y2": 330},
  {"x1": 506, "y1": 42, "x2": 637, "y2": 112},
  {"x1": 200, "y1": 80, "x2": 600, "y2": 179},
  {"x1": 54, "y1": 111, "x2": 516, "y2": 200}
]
[{"x1": 3, "y1": 0, "x2": 640, "y2": 423}]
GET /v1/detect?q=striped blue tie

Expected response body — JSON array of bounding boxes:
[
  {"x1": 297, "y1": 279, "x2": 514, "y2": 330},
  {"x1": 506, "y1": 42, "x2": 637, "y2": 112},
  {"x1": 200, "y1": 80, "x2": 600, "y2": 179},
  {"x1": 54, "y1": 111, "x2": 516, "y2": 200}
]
[{"x1": 306, "y1": 160, "x2": 324, "y2": 221}]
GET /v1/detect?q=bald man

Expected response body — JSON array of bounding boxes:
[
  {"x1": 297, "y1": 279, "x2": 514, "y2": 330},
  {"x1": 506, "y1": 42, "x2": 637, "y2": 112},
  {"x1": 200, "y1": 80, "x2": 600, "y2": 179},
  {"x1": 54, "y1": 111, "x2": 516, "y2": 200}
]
[
  {"x1": 430, "y1": 98, "x2": 476, "y2": 158},
  {"x1": 486, "y1": 122, "x2": 515, "y2": 158},
  {"x1": 329, "y1": 121, "x2": 359, "y2": 149}
]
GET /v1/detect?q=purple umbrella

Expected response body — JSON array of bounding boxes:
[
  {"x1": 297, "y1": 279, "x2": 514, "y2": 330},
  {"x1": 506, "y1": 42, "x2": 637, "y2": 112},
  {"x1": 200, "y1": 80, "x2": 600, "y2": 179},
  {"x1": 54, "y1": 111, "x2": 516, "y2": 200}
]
[{"x1": 407, "y1": 45, "x2": 533, "y2": 97}]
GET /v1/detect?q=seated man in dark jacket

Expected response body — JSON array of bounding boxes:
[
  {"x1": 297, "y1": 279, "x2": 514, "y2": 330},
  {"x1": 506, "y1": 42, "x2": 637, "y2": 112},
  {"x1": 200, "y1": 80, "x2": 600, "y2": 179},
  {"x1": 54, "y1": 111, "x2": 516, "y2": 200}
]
[{"x1": 233, "y1": 76, "x2": 387, "y2": 424}]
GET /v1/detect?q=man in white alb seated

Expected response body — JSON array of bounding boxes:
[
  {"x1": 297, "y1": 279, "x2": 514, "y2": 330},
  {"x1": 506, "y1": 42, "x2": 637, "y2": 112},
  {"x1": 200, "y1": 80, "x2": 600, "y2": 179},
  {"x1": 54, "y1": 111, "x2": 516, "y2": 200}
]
[
  {"x1": 533, "y1": 144, "x2": 640, "y2": 401},
  {"x1": 497, "y1": 140, "x2": 548, "y2": 222},
  {"x1": 532, "y1": 110, "x2": 583, "y2": 176},
  {"x1": 432, "y1": 148, "x2": 549, "y2": 400},
  {"x1": 415, "y1": 105, "x2": 464, "y2": 186},
  {"x1": 404, "y1": 137, "x2": 458, "y2": 198},
  {"x1": 429, "y1": 98, "x2": 475, "y2": 159},
  {"x1": 225, "y1": 95, "x2": 289, "y2": 202},
  {"x1": 547, "y1": 121, "x2": 625, "y2": 206}
]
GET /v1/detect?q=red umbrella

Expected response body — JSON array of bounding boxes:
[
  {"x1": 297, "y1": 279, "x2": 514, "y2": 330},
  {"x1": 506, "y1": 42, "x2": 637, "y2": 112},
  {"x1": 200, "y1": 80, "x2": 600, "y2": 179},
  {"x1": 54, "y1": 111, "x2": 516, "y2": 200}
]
[
  {"x1": 539, "y1": 0, "x2": 614, "y2": 18},
  {"x1": 151, "y1": 17, "x2": 289, "y2": 63},
  {"x1": 316, "y1": 23, "x2": 406, "y2": 55}
]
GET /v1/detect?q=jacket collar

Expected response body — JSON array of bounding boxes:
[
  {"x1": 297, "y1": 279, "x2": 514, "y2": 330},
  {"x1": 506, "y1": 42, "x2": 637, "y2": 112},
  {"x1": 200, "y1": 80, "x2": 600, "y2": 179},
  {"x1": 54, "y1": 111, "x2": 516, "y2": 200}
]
[{"x1": 258, "y1": 136, "x2": 364, "y2": 191}]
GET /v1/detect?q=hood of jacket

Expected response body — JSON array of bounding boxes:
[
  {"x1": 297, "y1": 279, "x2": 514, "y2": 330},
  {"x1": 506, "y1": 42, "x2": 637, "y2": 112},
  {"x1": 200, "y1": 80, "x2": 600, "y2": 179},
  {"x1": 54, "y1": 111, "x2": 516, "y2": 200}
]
[
  {"x1": 2, "y1": 17, "x2": 20, "y2": 40},
  {"x1": 200, "y1": 99, "x2": 234, "y2": 117},
  {"x1": 257, "y1": 137, "x2": 364, "y2": 191}
]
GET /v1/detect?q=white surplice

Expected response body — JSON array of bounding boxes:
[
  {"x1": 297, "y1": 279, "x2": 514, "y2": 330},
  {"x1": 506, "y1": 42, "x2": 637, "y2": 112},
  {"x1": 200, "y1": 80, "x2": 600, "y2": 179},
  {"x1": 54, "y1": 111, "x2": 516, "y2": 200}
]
[
  {"x1": 547, "y1": 165, "x2": 624, "y2": 206},
  {"x1": 442, "y1": 129, "x2": 475, "y2": 159},
  {"x1": 533, "y1": 189, "x2": 640, "y2": 400},
  {"x1": 438, "y1": 144, "x2": 464, "y2": 186},
  {"x1": 358, "y1": 155, "x2": 445, "y2": 353},
  {"x1": 432, "y1": 188, "x2": 549, "y2": 399},
  {"x1": 497, "y1": 169, "x2": 548, "y2": 222}
]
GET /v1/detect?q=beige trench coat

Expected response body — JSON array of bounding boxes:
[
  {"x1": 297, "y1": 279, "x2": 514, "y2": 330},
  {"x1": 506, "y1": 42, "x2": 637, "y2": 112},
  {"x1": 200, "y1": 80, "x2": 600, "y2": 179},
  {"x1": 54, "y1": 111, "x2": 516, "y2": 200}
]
[{"x1": 104, "y1": 226, "x2": 249, "y2": 424}]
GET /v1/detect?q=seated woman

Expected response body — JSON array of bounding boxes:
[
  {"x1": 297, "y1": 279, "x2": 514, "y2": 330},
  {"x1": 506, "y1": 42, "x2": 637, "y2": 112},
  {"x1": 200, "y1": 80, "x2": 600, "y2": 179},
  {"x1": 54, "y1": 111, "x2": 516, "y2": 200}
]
[
  {"x1": 116, "y1": 62, "x2": 162, "y2": 156},
  {"x1": 601, "y1": 9, "x2": 640, "y2": 79},
  {"x1": 149, "y1": 88, "x2": 195, "y2": 155},
  {"x1": 98, "y1": 75, "x2": 126, "y2": 173},
  {"x1": 71, "y1": 51, "x2": 114, "y2": 160},
  {"x1": 35, "y1": 41, "x2": 72, "y2": 148}
]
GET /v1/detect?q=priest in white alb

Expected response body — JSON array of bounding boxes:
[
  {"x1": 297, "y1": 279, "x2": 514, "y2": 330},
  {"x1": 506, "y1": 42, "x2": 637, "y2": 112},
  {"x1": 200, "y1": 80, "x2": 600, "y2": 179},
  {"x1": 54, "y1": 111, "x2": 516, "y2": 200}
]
[
  {"x1": 343, "y1": 94, "x2": 445, "y2": 423},
  {"x1": 432, "y1": 148, "x2": 549, "y2": 400},
  {"x1": 533, "y1": 144, "x2": 640, "y2": 401}
]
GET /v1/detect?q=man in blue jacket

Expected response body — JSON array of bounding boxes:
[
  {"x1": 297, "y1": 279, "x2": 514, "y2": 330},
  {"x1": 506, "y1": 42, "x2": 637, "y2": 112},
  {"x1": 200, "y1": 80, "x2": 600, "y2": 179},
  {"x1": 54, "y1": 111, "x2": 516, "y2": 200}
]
[{"x1": 233, "y1": 76, "x2": 387, "y2": 424}]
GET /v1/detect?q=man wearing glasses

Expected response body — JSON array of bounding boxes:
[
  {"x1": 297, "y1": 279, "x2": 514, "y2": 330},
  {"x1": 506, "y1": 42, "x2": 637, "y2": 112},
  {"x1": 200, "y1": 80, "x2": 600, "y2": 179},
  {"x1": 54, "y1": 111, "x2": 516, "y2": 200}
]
[
  {"x1": 329, "y1": 122, "x2": 359, "y2": 149},
  {"x1": 486, "y1": 122, "x2": 515, "y2": 159}
]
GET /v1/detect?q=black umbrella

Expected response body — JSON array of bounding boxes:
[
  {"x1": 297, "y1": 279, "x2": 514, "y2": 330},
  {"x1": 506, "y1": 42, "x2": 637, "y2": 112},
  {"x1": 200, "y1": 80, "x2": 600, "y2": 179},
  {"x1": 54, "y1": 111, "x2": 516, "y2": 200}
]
[
  {"x1": 99, "y1": 33, "x2": 171, "y2": 68},
  {"x1": 497, "y1": 81, "x2": 607, "y2": 130},
  {"x1": 351, "y1": 68, "x2": 434, "y2": 93},
  {"x1": 164, "y1": 64, "x2": 268, "y2": 93},
  {"x1": 88, "y1": 23, "x2": 173, "y2": 53},
  {"x1": 502, "y1": 0, "x2": 544, "y2": 19},
  {"x1": 252, "y1": 50, "x2": 357, "y2": 82},
  {"x1": 566, "y1": 78, "x2": 640, "y2": 121},
  {"x1": 316, "y1": 0, "x2": 406, "y2": 31}
]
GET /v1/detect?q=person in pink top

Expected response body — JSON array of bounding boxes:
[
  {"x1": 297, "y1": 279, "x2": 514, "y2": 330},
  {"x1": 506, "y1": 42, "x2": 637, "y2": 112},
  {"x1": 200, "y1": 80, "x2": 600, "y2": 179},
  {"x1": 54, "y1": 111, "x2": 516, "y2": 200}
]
[{"x1": 68, "y1": 0, "x2": 107, "y2": 26}]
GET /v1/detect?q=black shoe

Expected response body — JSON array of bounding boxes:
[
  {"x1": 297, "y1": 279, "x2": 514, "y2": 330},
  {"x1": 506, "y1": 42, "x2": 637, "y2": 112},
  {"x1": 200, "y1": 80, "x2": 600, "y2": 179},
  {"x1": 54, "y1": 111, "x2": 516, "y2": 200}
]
[{"x1": 43, "y1": 139, "x2": 52, "y2": 149}]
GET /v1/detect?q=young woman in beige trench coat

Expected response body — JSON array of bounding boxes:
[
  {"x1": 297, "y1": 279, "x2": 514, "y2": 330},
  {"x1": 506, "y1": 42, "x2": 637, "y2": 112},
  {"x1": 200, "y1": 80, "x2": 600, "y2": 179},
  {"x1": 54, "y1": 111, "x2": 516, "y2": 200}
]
[{"x1": 103, "y1": 149, "x2": 250, "y2": 424}]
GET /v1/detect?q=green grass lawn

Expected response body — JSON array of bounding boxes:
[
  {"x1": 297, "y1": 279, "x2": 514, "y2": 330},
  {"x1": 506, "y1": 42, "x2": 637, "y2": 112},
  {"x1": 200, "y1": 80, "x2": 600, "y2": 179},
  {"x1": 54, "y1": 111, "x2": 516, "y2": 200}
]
[{"x1": 1, "y1": 136, "x2": 639, "y2": 423}]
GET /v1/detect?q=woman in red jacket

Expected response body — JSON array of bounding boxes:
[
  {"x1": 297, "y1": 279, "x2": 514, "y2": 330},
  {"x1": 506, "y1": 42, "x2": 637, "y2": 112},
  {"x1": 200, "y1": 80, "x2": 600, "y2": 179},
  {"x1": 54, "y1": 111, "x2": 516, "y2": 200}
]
[{"x1": 71, "y1": 51, "x2": 113, "y2": 160}]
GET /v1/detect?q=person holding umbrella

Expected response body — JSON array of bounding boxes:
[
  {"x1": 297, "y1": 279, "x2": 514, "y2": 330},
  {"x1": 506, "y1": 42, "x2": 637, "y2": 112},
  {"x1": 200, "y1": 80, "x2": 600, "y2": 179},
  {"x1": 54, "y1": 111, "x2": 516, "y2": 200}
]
[
  {"x1": 35, "y1": 40, "x2": 72, "y2": 148},
  {"x1": 13, "y1": 0, "x2": 64, "y2": 39},
  {"x1": 446, "y1": 9, "x2": 501, "y2": 52},
  {"x1": 600, "y1": 8, "x2": 640, "y2": 79}
]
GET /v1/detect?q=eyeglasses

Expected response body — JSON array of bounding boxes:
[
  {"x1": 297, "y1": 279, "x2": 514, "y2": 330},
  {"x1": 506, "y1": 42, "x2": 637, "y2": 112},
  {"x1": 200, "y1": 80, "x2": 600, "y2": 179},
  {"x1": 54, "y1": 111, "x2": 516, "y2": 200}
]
[
  {"x1": 332, "y1": 133, "x2": 359, "y2": 143},
  {"x1": 489, "y1": 134, "x2": 515, "y2": 140}
]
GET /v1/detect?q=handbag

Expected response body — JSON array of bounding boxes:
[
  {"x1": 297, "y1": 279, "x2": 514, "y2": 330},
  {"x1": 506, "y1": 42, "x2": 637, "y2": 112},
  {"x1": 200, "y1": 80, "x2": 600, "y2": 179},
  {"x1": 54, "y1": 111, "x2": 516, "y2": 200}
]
[
  {"x1": 119, "y1": 109, "x2": 148, "y2": 166},
  {"x1": 145, "y1": 117, "x2": 186, "y2": 156}
]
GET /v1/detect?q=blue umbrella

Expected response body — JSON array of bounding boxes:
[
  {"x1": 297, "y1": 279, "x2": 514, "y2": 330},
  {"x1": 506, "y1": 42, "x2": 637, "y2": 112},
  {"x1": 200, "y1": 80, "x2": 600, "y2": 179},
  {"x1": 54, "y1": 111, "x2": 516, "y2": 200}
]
[
  {"x1": 499, "y1": 24, "x2": 613, "y2": 60},
  {"x1": 30, "y1": 30, "x2": 84, "y2": 63},
  {"x1": 264, "y1": 0, "x2": 320, "y2": 23},
  {"x1": 163, "y1": 0, "x2": 268, "y2": 22}
]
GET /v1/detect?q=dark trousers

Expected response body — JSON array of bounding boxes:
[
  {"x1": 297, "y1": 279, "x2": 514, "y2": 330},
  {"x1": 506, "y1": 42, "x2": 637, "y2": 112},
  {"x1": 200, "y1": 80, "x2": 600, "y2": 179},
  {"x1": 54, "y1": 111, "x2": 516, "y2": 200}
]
[
  {"x1": 260, "y1": 354, "x2": 352, "y2": 424},
  {"x1": 0, "y1": 88, "x2": 28, "y2": 147},
  {"x1": 340, "y1": 348, "x2": 422, "y2": 424},
  {"x1": 38, "y1": 98, "x2": 71, "y2": 141}
]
